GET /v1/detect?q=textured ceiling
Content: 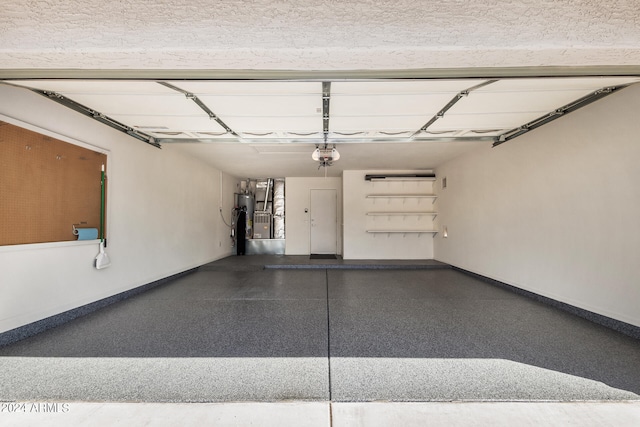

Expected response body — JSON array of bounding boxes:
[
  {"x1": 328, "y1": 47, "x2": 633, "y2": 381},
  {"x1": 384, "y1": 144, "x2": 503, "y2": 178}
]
[
  {"x1": 1, "y1": 0, "x2": 640, "y2": 70},
  {"x1": 1, "y1": 0, "x2": 640, "y2": 178}
]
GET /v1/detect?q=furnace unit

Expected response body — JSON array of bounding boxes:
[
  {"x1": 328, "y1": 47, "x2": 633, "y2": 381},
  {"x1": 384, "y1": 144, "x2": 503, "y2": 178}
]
[{"x1": 253, "y1": 212, "x2": 272, "y2": 239}]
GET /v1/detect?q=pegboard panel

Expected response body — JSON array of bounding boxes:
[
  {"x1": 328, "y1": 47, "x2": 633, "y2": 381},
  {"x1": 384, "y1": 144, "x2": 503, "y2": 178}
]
[{"x1": 0, "y1": 120, "x2": 107, "y2": 246}]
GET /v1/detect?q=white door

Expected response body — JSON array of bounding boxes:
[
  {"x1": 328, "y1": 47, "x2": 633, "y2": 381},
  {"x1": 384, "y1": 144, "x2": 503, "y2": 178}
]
[{"x1": 310, "y1": 189, "x2": 337, "y2": 254}]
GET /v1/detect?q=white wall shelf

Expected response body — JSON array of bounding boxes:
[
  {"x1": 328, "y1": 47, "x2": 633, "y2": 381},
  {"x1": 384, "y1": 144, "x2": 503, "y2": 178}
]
[
  {"x1": 366, "y1": 211, "x2": 437, "y2": 217},
  {"x1": 368, "y1": 177, "x2": 437, "y2": 182},
  {"x1": 366, "y1": 230, "x2": 438, "y2": 235},
  {"x1": 345, "y1": 170, "x2": 437, "y2": 258},
  {"x1": 366, "y1": 194, "x2": 437, "y2": 198},
  {"x1": 366, "y1": 194, "x2": 437, "y2": 205}
]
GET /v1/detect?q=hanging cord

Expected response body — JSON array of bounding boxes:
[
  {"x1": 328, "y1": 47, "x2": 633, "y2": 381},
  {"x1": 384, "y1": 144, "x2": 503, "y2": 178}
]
[
  {"x1": 217, "y1": 170, "x2": 234, "y2": 228},
  {"x1": 100, "y1": 164, "x2": 106, "y2": 245},
  {"x1": 219, "y1": 207, "x2": 233, "y2": 228},
  {"x1": 218, "y1": 171, "x2": 236, "y2": 246},
  {"x1": 221, "y1": 207, "x2": 241, "y2": 246}
]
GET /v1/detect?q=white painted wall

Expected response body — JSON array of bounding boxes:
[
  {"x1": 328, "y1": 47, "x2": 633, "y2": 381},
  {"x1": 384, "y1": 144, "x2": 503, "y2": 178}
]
[
  {"x1": 435, "y1": 84, "x2": 640, "y2": 327},
  {"x1": 343, "y1": 170, "x2": 436, "y2": 260},
  {"x1": 0, "y1": 84, "x2": 236, "y2": 333},
  {"x1": 285, "y1": 177, "x2": 342, "y2": 255}
]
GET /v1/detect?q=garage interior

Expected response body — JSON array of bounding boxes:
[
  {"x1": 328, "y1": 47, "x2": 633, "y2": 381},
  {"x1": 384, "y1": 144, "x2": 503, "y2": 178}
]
[{"x1": 1, "y1": 0, "x2": 640, "y2": 423}]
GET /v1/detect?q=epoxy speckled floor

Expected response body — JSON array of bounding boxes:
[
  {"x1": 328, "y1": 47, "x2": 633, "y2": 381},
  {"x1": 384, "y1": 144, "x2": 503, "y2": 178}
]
[{"x1": 0, "y1": 256, "x2": 639, "y2": 402}]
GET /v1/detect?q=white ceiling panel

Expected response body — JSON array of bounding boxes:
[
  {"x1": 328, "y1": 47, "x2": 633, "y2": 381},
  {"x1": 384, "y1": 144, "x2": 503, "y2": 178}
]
[
  {"x1": 331, "y1": 80, "x2": 487, "y2": 95},
  {"x1": 417, "y1": 129, "x2": 505, "y2": 138},
  {"x1": 372, "y1": 131, "x2": 414, "y2": 137},
  {"x1": 191, "y1": 131, "x2": 237, "y2": 137},
  {"x1": 10, "y1": 80, "x2": 176, "y2": 95},
  {"x1": 331, "y1": 93, "x2": 455, "y2": 117},
  {"x1": 172, "y1": 81, "x2": 321, "y2": 96},
  {"x1": 443, "y1": 78, "x2": 640, "y2": 121},
  {"x1": 327, "y1": 132, "x2": 369, "y2": 139},
  {"x1": 475, "y1": 77, "x2": 640, "y2": 93},
  {"x1": 222, "y1": 116, "x2": 321, "y2": 133},
  {"x1": 462, "y1": 129, "x2": 506, "y2": 137},
  {"x1": 429, "y1": 112, "x2": 543, "y2": 131},
  {"x1": 239, "y1": 132, "x2": 320, "y2": 140},
  {"x1": 251, "y1": 144, "x2": 312, "y2": 154},
  {"x1": 110, "y1": 115, "x2": 227, "y2": 133},
  {"x1": 56, "y1": 93, "x2": 205, "y2": 117},
  {"x1": 330, "y1": 80, "x2": 485, "y2": 120},
  {"x1": 414, "y1": 130, "x2": 464, "y2": 138},
  {"x1": 449, "y1": 89, "x2": 595, "y2": 115},
  {"x1": 279, "y1": 132, "x2": 322, "y2": 139},
  {"x1": 147, "y1": 131, "x2": 199, "y2": 139},
  {"x1": 197, "y1": 94, "x2": 321, "y2": 117},
  {"x1": 327, "y1": 131, "x2": 414, "y2": 140},
  {"x1": 331, "y1": 115, "x2": 426, "y2": 132}
]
